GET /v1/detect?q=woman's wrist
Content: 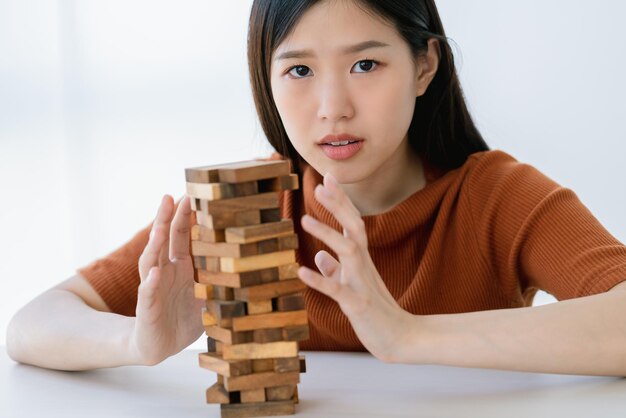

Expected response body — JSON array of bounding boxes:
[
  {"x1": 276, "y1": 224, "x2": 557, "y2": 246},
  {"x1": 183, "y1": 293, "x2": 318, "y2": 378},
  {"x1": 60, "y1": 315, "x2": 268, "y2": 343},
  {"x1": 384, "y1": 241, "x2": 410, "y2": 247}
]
[{"x1": 389, "y1": 311, "x2": 435, "y2": 365}]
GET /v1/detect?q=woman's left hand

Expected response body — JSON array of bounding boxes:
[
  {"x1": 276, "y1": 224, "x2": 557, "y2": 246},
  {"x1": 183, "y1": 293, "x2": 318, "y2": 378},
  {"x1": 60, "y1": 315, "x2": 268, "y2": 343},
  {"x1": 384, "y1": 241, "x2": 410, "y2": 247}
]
[{"x1": 298, "y1": 173, "x2": 417, "y2": 363}]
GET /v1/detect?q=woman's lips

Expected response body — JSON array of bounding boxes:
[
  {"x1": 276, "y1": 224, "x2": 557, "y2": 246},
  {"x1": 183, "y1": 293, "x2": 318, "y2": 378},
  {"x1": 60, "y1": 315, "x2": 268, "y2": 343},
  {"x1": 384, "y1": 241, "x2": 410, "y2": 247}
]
[{"x1": 319, "y1": 140, "x2": 363, "y2": 160}]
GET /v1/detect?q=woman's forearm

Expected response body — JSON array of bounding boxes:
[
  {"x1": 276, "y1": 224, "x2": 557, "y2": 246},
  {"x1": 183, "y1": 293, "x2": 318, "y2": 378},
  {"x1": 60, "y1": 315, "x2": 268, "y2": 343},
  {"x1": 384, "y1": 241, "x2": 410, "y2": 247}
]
[
  {"x1": 400, "y1": 288, "x2": 626, "y2": 376},
  {"x1": 6, "y1": 289, "x2": 140, "y2": 371}
]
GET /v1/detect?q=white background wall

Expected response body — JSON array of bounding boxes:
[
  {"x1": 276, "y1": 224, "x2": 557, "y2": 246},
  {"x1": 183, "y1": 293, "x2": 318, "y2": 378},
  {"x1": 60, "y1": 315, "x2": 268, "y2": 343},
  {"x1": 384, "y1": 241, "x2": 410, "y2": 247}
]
[{"x1": 1, "y1": 0, "x2": 625, "y2": 350}]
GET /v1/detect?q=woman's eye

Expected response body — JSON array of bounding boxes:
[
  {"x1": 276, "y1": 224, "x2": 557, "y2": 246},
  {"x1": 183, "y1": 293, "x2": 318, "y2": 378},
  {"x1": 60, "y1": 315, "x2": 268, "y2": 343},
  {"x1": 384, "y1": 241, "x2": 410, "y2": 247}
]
[
  {"x1": 287, "y1": 65, "x2": 312, "y2": 78},
  {"x1": 352, "y1": 59, "x2": 378, "y2": 73}
]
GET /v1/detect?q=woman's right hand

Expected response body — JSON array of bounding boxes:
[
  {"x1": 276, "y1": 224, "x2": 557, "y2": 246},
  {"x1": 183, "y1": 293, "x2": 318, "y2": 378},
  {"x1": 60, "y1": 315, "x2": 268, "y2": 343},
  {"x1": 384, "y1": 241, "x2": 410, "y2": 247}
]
[{"x1": 130, "y1": 194, "x2": 205, "y2": 365}]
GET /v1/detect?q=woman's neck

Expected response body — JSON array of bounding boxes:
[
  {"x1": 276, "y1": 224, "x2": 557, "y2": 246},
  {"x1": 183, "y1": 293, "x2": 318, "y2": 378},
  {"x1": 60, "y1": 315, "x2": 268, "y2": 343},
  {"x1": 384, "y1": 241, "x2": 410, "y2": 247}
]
[{"x1": 340, "y1": 144, "x2": 426, "y2": 216}]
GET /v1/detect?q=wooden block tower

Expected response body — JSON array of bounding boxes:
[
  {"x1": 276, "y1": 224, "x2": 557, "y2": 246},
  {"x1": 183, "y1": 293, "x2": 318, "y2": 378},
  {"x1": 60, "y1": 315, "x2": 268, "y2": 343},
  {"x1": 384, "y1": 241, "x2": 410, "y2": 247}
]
[{"x1": 185, "y1": 159, "x2": 309, "y2": 418}]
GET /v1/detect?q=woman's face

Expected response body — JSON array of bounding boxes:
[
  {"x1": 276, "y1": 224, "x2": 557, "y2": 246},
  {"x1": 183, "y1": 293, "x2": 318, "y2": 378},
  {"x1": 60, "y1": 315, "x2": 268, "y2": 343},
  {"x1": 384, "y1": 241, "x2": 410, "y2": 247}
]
[{"x1": 270, "y1": 0, "x2": 428, "y2": 184}]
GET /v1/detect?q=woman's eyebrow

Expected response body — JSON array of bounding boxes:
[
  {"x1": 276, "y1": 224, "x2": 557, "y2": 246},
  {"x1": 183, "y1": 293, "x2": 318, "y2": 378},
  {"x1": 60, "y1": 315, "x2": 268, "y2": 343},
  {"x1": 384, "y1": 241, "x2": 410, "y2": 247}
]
[{"x1": 274, "y1": 40, "x2": 390, "y2": 61}]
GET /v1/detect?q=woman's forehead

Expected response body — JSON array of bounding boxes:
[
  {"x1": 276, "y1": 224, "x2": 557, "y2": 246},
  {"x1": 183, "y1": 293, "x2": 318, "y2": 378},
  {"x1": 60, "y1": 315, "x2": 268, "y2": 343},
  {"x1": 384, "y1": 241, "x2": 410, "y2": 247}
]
[{"x1": 272, "y1": 1, "x2": 400, "y2": 59}]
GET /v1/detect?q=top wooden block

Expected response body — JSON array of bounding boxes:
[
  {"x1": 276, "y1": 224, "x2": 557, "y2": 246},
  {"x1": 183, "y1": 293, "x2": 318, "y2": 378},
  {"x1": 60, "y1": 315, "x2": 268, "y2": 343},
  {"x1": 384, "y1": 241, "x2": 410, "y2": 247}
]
[{"x1": 186, "y1": 160, "x2": 290, "y2": 184}]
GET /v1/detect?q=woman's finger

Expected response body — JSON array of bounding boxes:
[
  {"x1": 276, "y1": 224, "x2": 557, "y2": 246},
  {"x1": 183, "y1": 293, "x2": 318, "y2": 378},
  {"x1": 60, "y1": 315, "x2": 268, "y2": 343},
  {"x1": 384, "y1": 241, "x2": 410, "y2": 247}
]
[
  {"x1": 314, "y1": 250, "x2": 341, "y2": 279},
  {"x1": 315, "y1": 174, "x2": 367, "y2": 248},
  {"x1": 169, "y1": 195, "x2": 192, "y2": 262},
  {"x1": 139, "y1": 195, "x2": 174, "y2": 281},
  {"x1": 301, "y1": 215, "x2": 360, "y2": 260},
  {"x1": 298, "y1": 266, "x2": 343, "y2": 300}
]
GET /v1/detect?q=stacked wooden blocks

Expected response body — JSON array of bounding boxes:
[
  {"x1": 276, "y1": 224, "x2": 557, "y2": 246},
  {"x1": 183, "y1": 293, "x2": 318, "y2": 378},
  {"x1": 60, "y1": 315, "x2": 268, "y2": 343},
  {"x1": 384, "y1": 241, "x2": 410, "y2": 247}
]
[{"x1": 185, "y1": 159, "x2": 309, "y2": 418}]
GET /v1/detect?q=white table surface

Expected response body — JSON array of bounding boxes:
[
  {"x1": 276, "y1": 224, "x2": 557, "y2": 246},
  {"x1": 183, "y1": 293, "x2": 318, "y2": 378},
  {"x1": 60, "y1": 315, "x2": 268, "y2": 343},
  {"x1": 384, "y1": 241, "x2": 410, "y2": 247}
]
[{"x1": 2, "y1": 347, "x2": 626, "y2": 418}]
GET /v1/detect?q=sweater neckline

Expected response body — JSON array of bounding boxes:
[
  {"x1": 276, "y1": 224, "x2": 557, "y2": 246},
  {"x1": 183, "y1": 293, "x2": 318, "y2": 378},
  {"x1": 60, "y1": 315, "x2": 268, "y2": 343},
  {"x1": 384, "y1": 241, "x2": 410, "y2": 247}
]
[{"x1": 301, "y1": 154, "x2": 460, "y2": 247}]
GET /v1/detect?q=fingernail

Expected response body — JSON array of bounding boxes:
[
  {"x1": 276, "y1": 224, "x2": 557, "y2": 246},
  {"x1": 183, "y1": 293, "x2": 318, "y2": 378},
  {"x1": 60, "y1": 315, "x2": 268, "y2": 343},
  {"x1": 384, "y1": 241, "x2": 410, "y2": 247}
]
[{"x1": 302, "y1": 214, "x2": 318, "y2": 225}]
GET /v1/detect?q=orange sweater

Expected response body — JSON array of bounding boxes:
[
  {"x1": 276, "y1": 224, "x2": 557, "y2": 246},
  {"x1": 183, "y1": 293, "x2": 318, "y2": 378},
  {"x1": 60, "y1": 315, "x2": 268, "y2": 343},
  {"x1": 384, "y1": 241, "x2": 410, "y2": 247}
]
[{"x1": 78, "y1": 149, "x2": 626, "y2": 351}]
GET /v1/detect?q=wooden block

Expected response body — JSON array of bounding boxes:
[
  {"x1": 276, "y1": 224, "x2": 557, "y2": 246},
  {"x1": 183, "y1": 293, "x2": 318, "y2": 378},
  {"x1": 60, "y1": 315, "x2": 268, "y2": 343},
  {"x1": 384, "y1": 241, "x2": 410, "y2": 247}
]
[
  {"x1": 275, "y1": 293, "x2": 305, "y2": 311},
  {"x1": 240, "y1": 388, "x2": 266, "y2": 404},
  {"x1": 191, "y1": 224, "x2": 225, "y2": 243},
  {"x1": 258, "y1": 174, "x2": 299, "y2": 193},
  {"x1": 217, "y1": 160, "x2": 290, "y2": 183},
  {"x1": 252, "y1": 328, "x2": 283, "y2": 344},
  {"x1": 247, "y1": 299, "x2": 273, "y2": 315},
  {"x1": 233, "y1": 279, "x2": 306, "y2": 302},
  {"x1": 186, "y1": 182, "x2": 227, "y2": 200},
  {"x1": 204, "y1": 325, "x2": 253, "y2": 345},
  {"x1": 293, "y1": 385, "x2": 299, "y2": 404},
  {"x1": 213, "y1": 285, "x2": 234, "y2": 301},
  {"x1": 278, "y1": 263, "x2": 299, "y2": 280},
  {"x1": 186, "y1": 180, "x2": 258, "y2": 201},
  {"x1": 224, "y1": 371, "x2": 300, "y2": 392},
  {"x1": 225, "y1": 220, "x2": 294, "y2": 244},
  {"x1": 197, "y1": 269, "x2": 280, "y2": 288},
  {"x1": 191, "y1": 234, "x2": 297, "y2": 259},
  {"x1": 265, "y1": 385, "x2": 296, "y2": 402},
  {"x1": 283, "y1": 325, "x2": 310, "y2": 342},
  {"x1": 185, "y1": 166, "x2": 220, "y2": 183},
  {"x1": 205, "y1": 382, "x2": 237, "y2": 404},
  {"x1": 202, "y1": 309, "x2": 217, "y2": 327},
  {"x1": 273, "y1": 357, "x2": 300, "y2": 373},
  {"x1": 196, "y1": 209, "x2": 260, "y2": 229},
  {"x1": 206, "y1": 300, "x2": 246, "y2": 322},
  {"x1": 256, "y1": 234, "x2": 298, "y2": 254},
  {"x1": 207, "y1": 337, "x2": 219, "y2": 353},
  {"x1": 191, "y1": 240, "x2": 259, "y2": 258},
  {"x1": 252, "y1": 358, "x2": 274, "y2": 373},
  {"x1": 198, "y1": 352, "x2": 252, "y2": 377},
  {"x1": 232, "y1": 310, "x2": 308, "y2": 332},
  {"x1": 217, "y1": 374, "x2": 224, "y2": 384},
  {"x1": 220, "y1": 250, "x2": 296, "y2": 274},
  {"x1": 260, "y1": 207, "x2": 281, "y2": 223},
  {"x1": 222, "y1": 341, "x2": 298, "y2": 360},
  {"x1": 298, "y1": 355, "x2": 306, "y2": 373},
  {"x1": 193, "y1": 256, "x2": 221, "y2": 272},
  {"x1": 220, "y1": 400, "x2": 295, "y2": 418},
  {"x1": 193, "y1": 282, "x2": 213, "y2": 300},
  {"x1": 203, "y1": 192, "x2": 279, "y2": 216}
]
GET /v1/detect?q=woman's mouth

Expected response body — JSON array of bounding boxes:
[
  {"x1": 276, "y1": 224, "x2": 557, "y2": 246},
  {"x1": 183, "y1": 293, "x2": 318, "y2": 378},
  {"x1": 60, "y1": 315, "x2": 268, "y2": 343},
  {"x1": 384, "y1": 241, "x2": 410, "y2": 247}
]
[{"x1": 319, "y1": 140, "x2": 363, "y2": 160}]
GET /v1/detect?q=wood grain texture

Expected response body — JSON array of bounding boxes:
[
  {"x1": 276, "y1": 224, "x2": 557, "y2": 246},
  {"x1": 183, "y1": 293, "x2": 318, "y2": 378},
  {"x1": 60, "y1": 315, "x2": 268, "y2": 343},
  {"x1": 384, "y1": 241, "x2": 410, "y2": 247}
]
[
  {"x1": 193, "y1": 282, "x2": 213, "y2": 300},
  {"x1": 252, "y1": 328, "x2": 283, "y2": 344},
  {"x1": 224, "y1": 370, "x2": 300, "y2": 392},
  {"x1": 197, "y1": 268, "x2": 279, "y2": 288},
  {"x1": 198, "y1": 352, "x2": 252, "y2": 377},
  {"x1": 283, "y1": 325, "x2": 310, "y2": 342},
  {"x1": 196, "y1": 209, "x2": 260, "y2": 230},
  {"x1": 258, "y1": 174, "x2": 299, "y2": 193},
  {"x1": 265, "y1": 385, "x2": 296, "y2": 402},
  {"x1": 220, "y1": 250, "x2": 296, "y2": 274},
  {"x1": 222, "y1": 341, "x2": 298, "y2": 360},
  {"x1": 203, "y1": 192, "x2": 279, "y2": 216},
  {"x1": 233, "y1": 279, "x2": 306, "y2": 302},
  {"x1": 240, "y1": 387, "x2": 266, "y2": 404},
  {"x1": 216, "y1": 160, "x2": 290, "y2": 183},
  {"x1": 191, "y1": 224, "x2": 225, "y2": 243},
  {"x1": 232, "y1": 310, "x2": 308, "y2": 332},
  {"x1": 246, "y1": 299, "x2": 273, "y2": 315},
  {"x1": 205, "y1": 383, "x2": 236, "y2": 404},
  {"x1": 186, "y1": 180, "x2": 258, "y2": 201},
  {"x1": 275, "y1": 293, "x2": 305, "y2": 311},
  {"x1": 225, "y1": 220, "x2": 293, "y2": 244},
  {"x1": 204, "y1": 325, "x2": 253, "y2": 345}
]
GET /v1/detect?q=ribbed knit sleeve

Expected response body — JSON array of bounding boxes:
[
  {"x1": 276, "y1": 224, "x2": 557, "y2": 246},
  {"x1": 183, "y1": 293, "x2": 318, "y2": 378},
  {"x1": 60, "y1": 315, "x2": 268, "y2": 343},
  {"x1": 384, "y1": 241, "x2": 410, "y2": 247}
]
[
  {"x1": 468, "y1": 150, "x2": 626, "y2": 302},
  {"x1": 76, "y1": 223, "x2": 150, "y2": 316}
]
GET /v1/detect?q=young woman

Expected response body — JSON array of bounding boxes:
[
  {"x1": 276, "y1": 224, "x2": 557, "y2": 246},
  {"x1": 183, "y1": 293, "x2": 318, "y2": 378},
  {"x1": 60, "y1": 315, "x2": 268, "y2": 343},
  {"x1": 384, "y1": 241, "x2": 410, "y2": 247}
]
[{"x1": 8, "y1": 0, "x2": 626, "y2": 376}]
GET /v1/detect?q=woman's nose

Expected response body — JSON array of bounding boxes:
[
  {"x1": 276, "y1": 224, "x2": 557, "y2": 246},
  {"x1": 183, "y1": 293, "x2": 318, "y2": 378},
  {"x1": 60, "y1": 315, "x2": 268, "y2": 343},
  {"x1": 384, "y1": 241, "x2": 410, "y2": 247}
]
[{"x1": 316, "y1": 77, "x2": 355, "y2": 122}]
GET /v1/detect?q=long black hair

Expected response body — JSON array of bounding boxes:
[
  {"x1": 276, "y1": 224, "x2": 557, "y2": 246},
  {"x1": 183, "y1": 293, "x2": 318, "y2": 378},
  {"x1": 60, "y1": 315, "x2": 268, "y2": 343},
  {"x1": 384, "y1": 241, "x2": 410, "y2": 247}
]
[{"x1": 247, "y1": 0, "x2": 489, "y2": 174}]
